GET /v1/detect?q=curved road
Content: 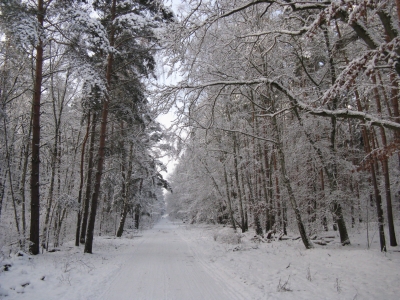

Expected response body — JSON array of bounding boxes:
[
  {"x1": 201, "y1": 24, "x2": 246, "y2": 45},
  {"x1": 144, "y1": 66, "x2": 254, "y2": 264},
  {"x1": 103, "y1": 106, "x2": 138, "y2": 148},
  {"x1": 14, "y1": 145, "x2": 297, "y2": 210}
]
[{"x1": 100, "y1": 218, "x2": 247, "y2": 300}]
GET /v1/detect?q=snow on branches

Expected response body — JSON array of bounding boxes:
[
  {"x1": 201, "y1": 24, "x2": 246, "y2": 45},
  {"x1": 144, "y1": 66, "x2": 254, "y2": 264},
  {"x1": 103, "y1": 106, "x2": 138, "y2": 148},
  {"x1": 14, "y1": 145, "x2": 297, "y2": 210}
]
[{"x1": 66, "y1": 8, "x2": 112, "y2": 54}]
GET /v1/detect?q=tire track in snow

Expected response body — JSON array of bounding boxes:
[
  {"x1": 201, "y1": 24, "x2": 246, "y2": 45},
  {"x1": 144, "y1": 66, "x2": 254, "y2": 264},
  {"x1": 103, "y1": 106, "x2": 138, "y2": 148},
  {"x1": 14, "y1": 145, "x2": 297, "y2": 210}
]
[
  {"x1": 176, "y1": 227, "x2": 260, "y2": 300},
  {"x1": 99, "y1": 218, "x2": 250, "y2": 300}
]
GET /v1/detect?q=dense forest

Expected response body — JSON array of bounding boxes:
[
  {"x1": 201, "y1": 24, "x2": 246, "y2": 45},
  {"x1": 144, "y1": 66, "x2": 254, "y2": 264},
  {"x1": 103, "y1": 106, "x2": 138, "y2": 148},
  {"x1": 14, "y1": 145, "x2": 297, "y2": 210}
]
[
  {"x1": 1, "y1": 0, "x2": 400, "y2": 257},
  {"x1": 162, "y1": 0, "x2": 400, "y2": 251},
  {"x1": 0, "y1": 0, "x2": 173, "y2": 255}
]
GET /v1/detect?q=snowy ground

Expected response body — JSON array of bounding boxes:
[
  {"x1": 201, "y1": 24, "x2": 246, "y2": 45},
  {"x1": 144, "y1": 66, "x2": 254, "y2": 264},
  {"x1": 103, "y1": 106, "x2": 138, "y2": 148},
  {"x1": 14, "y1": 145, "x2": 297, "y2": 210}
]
[{"x1": 1, "y1": 218, "x2": 399, "y2": 299}]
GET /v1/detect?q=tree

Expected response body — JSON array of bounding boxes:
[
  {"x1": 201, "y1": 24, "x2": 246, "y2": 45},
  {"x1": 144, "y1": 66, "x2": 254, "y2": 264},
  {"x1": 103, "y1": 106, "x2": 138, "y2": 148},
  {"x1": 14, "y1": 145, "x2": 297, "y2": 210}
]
[
  {"x1": 84, "y1": 0, "x2": 173, "y2": 253},
  {"x1": 159, "y1": 0, "x2": 400, "y2": 250}
]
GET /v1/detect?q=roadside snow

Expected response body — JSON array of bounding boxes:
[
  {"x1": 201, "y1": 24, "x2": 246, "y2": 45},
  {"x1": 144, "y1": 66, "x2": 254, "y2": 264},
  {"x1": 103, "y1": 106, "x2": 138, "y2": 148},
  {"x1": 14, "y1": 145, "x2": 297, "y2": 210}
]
[
  {"x1": 1, "y1": 219, "x2": 399, "y2": 299},
  {"x1": 179, "y1": 223, "x2": 400, "y2": 300},
  {"x1": 0, "y1": 236, "x2": 141, "y2": 299}
]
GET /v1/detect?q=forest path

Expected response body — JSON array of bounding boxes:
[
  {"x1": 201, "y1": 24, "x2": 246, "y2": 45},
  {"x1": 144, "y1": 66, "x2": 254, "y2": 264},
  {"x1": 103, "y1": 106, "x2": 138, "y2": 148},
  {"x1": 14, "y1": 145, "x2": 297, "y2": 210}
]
[{"x1": 100, "y1": 218, "x2": 249, "y2": 300}]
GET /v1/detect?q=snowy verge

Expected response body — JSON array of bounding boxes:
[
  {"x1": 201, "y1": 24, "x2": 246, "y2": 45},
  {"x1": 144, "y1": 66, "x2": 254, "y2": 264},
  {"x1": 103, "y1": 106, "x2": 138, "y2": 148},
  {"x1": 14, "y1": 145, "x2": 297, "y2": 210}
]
[
  {"x1": 176, "y1": 224, "x2": 400, "y2": 300},
  {"x1": 0, "y1": 234, "x2": 144, "y2": 300},
  {"x1": 1, "y1": 223, "x2": 399, "y2": 300}
]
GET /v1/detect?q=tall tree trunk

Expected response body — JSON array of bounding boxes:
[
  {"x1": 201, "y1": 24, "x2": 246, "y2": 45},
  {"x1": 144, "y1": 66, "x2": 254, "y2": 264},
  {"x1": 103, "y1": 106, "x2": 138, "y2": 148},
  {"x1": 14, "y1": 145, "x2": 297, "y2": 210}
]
[
  {"x1": 116, "y1": 134, "x2": 134, "y2": 237},
  {"x1": 274, "y1": 153, "x2": 285, "y2": 234},
  {"x1": 54, "y1": 207, "x2": 67, "y2": 248},
  {"x1": 320, "y1": 169, "x2": 328, "y2": 231},
  {"x1": 371, "y1": 74, "x2": 397, "y2": 246},
  {"x1": 263, "y1": 148, "x2": 275, "y2": 232},
  {"x1": 350, "y1": 179, "x2": 355, "y2": 228},
  {"x1": 20, "y1": 114, "x2": 32, "y2": 243},
  {"x1": 226, "y1": 104, "x2": 246, "y2": 232},
  {"x1": 233, "y1": 133, "x2": 247, "y2": 232},
  {"x1": 52, "y1": 131, "x2": 62, "y2": 248},
  {"x1": 29, "y1": 0, "x2": 44, "y2": 255},
  {"x1": 323, "y1": 25, "x2": 350, "y2": 245},
  {"x1": 272, "y1": 114, "x2": 313, "y2": 249},
  {"x1": 134, "y1": 203, "x2": 140, "y2": 230},
  {"x1": 84, "y1": 0, "x2": 116, "y2": 254},
  {"x1": 239, "y1": 158, "x2": 249, "y2": 229},
  {"x1": 75, "y1": 113, "x2": 91, "y2": 246},
  {"x1": 134, "y1": 180, "x2": 142, "y2": 231},
  {"x1": 223, "y1": 165, "x2": 236, "y2": 230},
  {"x1": 0, "y1": 169, "x2": 5, "y2": 220},
  {"x1": 291, "y1": 107, "x2": 349, "y2": 243},
  {"x1": 355, "y1": 90, "x2": 387, "y2": 251},
  {"x1": 367, "y1": 130, "x2": 387, "y2": 252},
  {"x1": 4, "y1": 117, "x2": 21, "y2": 241},
  {"x1": 80, "y1": 113, "x2": 97, "y2": 243},
  {"x1": 243, "y1": 134, "x2": 262, "y2": 235},
  {"x1": 41, "y1": 124, "x2": 59, "y2": 250},
  {"x1": 0, "y1": 37, "x2": 12, "y2": 224},
  {"x1": 246, "y1": 169, "x2": 263, "y2": 236}
]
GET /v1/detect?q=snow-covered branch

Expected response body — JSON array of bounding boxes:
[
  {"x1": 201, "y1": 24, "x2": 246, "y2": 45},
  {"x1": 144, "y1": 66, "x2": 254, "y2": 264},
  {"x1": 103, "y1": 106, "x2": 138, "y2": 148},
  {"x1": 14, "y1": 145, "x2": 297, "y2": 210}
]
[{"x1": 163, "y1": 77, "x2": 400, "y2": 131}]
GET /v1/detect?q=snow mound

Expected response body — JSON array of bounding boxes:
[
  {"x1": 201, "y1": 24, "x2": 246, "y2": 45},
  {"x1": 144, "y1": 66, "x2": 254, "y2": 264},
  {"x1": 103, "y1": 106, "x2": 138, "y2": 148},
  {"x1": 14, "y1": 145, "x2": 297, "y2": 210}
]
[{"x1": 213, "y1": 227, "x2": 243, "y2": 244}]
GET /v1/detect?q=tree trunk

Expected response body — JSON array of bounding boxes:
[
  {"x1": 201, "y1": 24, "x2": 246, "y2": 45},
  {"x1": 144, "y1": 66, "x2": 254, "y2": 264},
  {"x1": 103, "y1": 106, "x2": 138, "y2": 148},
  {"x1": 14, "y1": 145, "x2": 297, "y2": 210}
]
[
  {"x1": 80, "y1": 113, "x2": 97, "y2": 243},
  {"x1": 4, "y1": 117, "x2": 21, "y2": 241},
  {"x1": 116, "y1": 136, "x2": 134, "y2": 237},
  {"x1": 371, "y1": 74, "x2": 397, "y2": 246},
  {"x1": 291, "y1": 106, "x2": 349, "y2": 243},
  {"x1": 0, "y1": 169, "x2": 5, "y2": 220},
  {"x1": 84, "y1": 101, "x2": 110, "y2": 253},
  {"x1": 223, "y1": 165, "x2": 236, "y2": 230},
  {"x1": 54, "y1": 207, "x2": 67, "y2": 248},
  {"x1": 84, "y1": 0, "x2": 116, "y2": 254},
  {"x1": 75, "y1": 113, "x2": 91, "y2": 246},
  {"x1": 134, "y1": 204, "x2": 140, "y2": 230},
  {"x1": 322, "y1": 24, "x2": 350, "y2": 245},
  {"x1": 242, "y1": 133, "x2": 262, "y2": 235},
  {"x1": 275, "y1": 164, "x2": 285, "y2": 234},
  {"x1": 239, "y1": 160, "x2": 249, "y2": 229},
  {"x1": 41, "y1": 123, "x2": 59, "y2": 250},
  {"x1": 20, "y1": 114, "x2": 32, "y2": 243},
  {"x1": 29, "y1": 0, "x2": 44, "y2": 255},
  {"x1": 355, "y1": 90, "x2": 387, "y2": 251},
  {"x1": 272, "y1": 114, "x2": 313, "y2": 249},
  {"x1": 233, "y1": 133, "x2": 247, "y2": 232},
  {"x1": 367, "y1": 130, "x2": 387, "y2": 252},
  {"x1": 246, "y1": 169, "x2": 263, "y2": 236}
]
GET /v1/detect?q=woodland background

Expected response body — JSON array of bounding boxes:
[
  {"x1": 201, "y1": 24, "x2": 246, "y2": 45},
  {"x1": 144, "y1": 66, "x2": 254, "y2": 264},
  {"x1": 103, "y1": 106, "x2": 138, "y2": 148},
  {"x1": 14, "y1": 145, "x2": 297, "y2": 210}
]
[
  {"x1": 1, "y1": 0, "x2": 400, "y2": 257},
  {"x1": 162, "y1": 0, "x2": 400, "y2": 252}
]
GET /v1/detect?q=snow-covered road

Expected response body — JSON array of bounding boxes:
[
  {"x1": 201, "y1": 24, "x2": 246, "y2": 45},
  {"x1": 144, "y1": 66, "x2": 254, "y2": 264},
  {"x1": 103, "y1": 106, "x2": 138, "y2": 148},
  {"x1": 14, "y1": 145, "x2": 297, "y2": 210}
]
[
  {"x1": 2, "y1": 219, "x2": 399, "y2": 299},
  {"x1": 100, "y1": 218, "x2": 247, "y2": 300}
]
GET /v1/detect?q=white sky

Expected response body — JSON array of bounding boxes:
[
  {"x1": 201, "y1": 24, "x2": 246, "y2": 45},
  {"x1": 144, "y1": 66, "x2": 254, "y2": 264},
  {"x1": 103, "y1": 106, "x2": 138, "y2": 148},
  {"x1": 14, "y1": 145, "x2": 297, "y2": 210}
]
[
  {"x1": 155, "y1": 0, "x2": 187, "y2": 185},
  {"x1": 154, "y1": 0, "x2": 180, "y2": 180}
]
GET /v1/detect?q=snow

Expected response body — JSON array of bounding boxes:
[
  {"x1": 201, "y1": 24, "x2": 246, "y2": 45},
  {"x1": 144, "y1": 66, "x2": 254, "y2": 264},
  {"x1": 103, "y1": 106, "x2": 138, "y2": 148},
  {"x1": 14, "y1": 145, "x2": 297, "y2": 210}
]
[
  {"x1": 1, "y1": 218, "x2": 399, "y2": 299},
  {"x1": 186, "y1": 225, "x2": 400, "y2": 299}
]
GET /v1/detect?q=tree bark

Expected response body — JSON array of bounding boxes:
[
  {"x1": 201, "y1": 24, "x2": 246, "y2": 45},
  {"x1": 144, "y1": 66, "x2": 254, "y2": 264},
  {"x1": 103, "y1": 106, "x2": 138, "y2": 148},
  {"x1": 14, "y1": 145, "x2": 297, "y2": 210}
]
[
  {"x1": 80, "y1": 113, "x2": 97, "y2": 243},
  {"x1": 134, "y1": 203, "x2": 140, "y2": 230},
  {"x1": 371, "y1": 74, "x2": 397, "y2": 246},
  {"x1": 84, "y1": 0, "x2": 116, "y2": 254},
  {"x1": 223, "y1": 165, "x2": 236, "y2": 230},
  {"x1": 116, "y1": 134, "x2": 134, "y2": 237},
  {"x1": 272, "y1": 114, "x2": 313, "y2": 249},
  {"x1": 233, "y1": 133, "x2": 247, "y2": 232},
  {"x1": 323, "y1": 25, "x2": 350, "y2": 245},
  {"x1": 355, "y1": 91, "x2": 387, "y2": 251},
  {"x1": 29, "y1": 0, "x2": 44, "y2": 255},
  {"x1": 41, "y1": 120, "x2": 59, "y2": 250},
  {"x1": 246, "y1": 169, "x2": 263, "y2": 236},
  {"x1": 0, "y1": 169, "x2": 5, "y2": 220},
  {"x1": 20, "y1": 114, "x2": 32, "y2": 242},
  {"x1": 4, "y1": 117, "x2": 21, "y2": 241},
  {"x1": 75, "y1": 113, "x2": 91, "y2": 246}
]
